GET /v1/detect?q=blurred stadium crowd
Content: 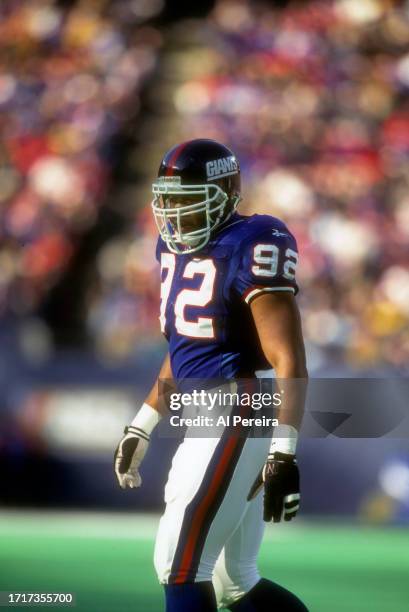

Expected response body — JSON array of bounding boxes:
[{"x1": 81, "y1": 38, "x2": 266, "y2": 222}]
[
  {"x1": 1, "y1": 0, "x2": 408, "y2": 374},
  {"x1": 0, "y1": 0, "x2": 162, "y2": 314}
]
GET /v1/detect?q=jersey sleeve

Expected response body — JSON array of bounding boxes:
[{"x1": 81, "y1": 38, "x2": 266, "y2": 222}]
[{"x1": 232, "y1": 227, "x2": 299, "y2": 305}]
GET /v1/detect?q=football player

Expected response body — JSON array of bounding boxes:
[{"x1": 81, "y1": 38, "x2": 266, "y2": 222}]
[{"x1": 115, "y1": 139, "x2": 309, "y2": 611}]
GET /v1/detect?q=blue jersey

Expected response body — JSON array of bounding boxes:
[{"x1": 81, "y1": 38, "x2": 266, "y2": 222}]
[{"x1": 156, "y1": 213, "x2": 299, "y2": 381}]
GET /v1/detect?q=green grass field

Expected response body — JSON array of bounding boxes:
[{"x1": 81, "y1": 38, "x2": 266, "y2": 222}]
[{"x1": 0, "y1": 512, "x2": 408, "y2": 611}]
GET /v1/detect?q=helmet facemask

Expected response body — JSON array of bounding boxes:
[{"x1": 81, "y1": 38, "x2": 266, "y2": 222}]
[{"x1": 152, "y1": 176, "x2": 239, "y2": 254}]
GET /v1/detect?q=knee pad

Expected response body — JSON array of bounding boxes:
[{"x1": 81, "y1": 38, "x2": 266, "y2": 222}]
[{"x1": 213, "y1": 556, "x2": 260, "y2": 609}]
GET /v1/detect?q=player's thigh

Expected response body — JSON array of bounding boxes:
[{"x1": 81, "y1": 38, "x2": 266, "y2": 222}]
[
  {"x1": 163, "y1": 437, "x2": 220, "y2": 504},
  {"x1": 154, "y1": 435, "x2": 269, "y2": 583},
  {"x1": 197, "y1": 436, "x2": 268, "y2": 556},
  {"x1": 224, "y1": 490, "x2": 265, "y2": 569},
  {"x1": 213, "y1": 493, "x2": 264, "y2": 606},
  {"x1": 154, "y1": 436, "x2": 221, "y2": 580}
]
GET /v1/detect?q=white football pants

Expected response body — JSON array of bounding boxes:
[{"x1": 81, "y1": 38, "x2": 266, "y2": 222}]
[{"x1": 154, "y1": 433, "x2": 270, "y2": 608}]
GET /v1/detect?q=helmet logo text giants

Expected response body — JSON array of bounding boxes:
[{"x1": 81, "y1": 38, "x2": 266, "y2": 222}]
[{"x1": 206, "y1": 156, "x2": 238, "y2": 180}]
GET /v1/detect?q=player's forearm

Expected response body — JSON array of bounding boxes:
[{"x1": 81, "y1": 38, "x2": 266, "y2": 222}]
[
  {"x1": 128, "y1": 353, "x2": 173, "y2": 436},
  {"x1": 262, "y1": 310, "x2": 308, "y2": 421},
  {"x1": 251, "y1": 292, "x2": 308, "y2": 454},
  {"x1": 271, "y1": 356, "x2": 308, "y2": 454},
  {"x1": 144, "y1": 352, "x2": 174, "y2": 415},
  {"x1": 115, "y1": 356, "x2": 173, "y2": 490},
  {"x1": 274, "y1": 370, "x2": 308, "y2": 430}
]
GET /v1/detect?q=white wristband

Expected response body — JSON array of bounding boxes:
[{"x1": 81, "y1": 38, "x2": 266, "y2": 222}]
[
  {"x1": 130, "y1": 403, "x2": 161, "y2": 436},
  {"x1": 269, "y1": 424, "x2": 298, "y2": 456}
]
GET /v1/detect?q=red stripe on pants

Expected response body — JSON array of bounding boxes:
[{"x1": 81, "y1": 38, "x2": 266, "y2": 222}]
[{"x1": 172, "y1": 435, "x2": 241, "y2": 584}]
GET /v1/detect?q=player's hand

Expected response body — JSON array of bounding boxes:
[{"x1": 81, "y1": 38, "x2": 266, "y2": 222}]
[
  {"x1": 247, "y1": 452, "x2": 300, "y2": 522},
  {"x1": 114, "y1": 426, "x2": 150, "y2": 489}
]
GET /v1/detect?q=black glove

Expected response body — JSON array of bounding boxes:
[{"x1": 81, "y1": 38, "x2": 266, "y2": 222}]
[{"x1": 247, "y1": 452, "x2": 300, "y2": 522}]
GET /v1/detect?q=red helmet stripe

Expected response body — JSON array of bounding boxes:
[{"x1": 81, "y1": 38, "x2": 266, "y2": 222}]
[{"x1": 165, "y1": 141, "x2": 191, "y2": 176}]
